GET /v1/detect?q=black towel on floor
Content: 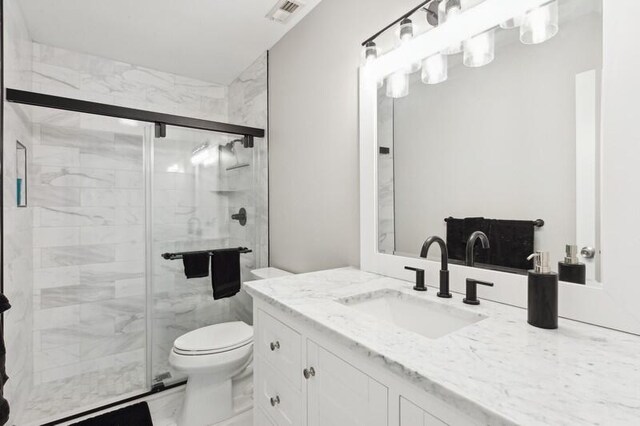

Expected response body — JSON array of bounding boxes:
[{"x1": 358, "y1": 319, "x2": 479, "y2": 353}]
[
  {"x1": 71, "y1": 401, "x2": 153, "y2": 426},
  {"x1": 0, "y1": 294, "x2": 11, "y2": 426},
  {"x1": 182, "y1": 253, "x2": 210, "y2": 278},
  {"x1": 211, "y1": 248, "x2": 241, "y2": 300}
]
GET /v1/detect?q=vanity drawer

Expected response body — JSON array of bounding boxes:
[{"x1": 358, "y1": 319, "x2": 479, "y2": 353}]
[
  {"x1": 257, "y1": 309, "x2": 302, "y2": 389},
  {"x1": 256, "y1": 355, "x2": 303, "y2": 426}
]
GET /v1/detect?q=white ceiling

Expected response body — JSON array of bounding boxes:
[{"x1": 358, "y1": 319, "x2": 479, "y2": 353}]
[{"x1": 18, "y1": 0, "x2": 322, "y2": 84}]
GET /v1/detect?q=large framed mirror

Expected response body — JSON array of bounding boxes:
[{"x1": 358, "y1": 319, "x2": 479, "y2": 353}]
[
  {"x1": 377, "y1": 0, "x2": 602, "y2": 287},
  {"x1": 359, "y1": 0, "x2": 640, "y2": 335}
]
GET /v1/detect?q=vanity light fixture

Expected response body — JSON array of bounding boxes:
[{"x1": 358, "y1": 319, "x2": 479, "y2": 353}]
[
  {"x1": 398, "y1": 18, "x2": 422, "y2": 74},
  {"x1": 386, "y1": 70, "x2": 410, "y2": 98},
  {"x1": 363, "y1": 41, "x2": 378, "y2": 64},
  {"x1": 363, "y1": 41, "x2": 384, "y2": 88},
  {"x1": 463, "y1": 29, "x2": 495, "y2": 68},
  {"x1": 421, "y1": 53, "x2": 448, "y2": 84},
  {"x1": 520, "y1": 0, "x2": 559, "y2": 45},
  {"x1": 438, "y1": 0, "x2": 463, "y2": 55},
  {"x1": 399, "y1": 18, "x2": 415, "y2": 41}
]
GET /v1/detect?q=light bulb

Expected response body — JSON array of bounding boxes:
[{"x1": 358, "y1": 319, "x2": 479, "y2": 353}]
[
  {"x1": 397, "y1": 18, "x2": 421, "y2": 73},
  {"x1": 385, "y1": 71, "x2": 409, "y2": 98},
  {"x1": 421, "y1": 53, "x2": 448, "y2": 85},
  {"x1": 363, "y1": 41, "x2": 378, "y2": 64},
  {"x1": 500, "y1": 16, "x2": 524, "y2": 29},
  {"x1": 438, "y1": 0, "x2": 463, "y2": 55},
  {"x1": 520, "y1": 1, "x2": 559, "y2": 45},
  {"x1": 463, "y1": 29, "x2": 495, "y2": 68},
  {"x1": 399, "y1": 18, "x2": 414, "y2": 42}
]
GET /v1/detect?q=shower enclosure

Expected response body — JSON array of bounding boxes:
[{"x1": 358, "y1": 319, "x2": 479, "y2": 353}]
[{"x1": 2, "y1": 89, "x2": 267, "y2": 425}]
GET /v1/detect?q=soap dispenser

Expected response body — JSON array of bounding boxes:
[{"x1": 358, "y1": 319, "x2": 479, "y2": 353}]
[
  {"x1": 558, "y1": 244, "x2": 586, "y2": 285},
  {"x1": 526, "y1": 251, "x2": 558, "y2": 329}
]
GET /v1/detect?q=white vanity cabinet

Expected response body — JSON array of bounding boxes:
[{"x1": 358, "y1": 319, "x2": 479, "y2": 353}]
[{"x1": 253, "y1": 302, "x2": 477, "y2": 426}]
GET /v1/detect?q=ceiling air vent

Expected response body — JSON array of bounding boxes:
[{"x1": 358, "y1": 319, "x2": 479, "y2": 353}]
[{"x1": 267, "y1": 0, "x2": 304, "y2": 24}]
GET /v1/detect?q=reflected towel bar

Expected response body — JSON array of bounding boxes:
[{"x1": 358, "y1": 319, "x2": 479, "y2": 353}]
[
  {"x1": 444, "y1": 217, "x2": 545, "y2": 228},
  {"x1": 161, "y1": 247, "x2": 252, "y2": 260}
]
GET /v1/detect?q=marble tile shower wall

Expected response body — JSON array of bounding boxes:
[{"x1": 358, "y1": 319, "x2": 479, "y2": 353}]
[
  {"x1": 3, "y1": 0, "x2": 34, "y2": 421},
  {"x1": 30, "y1": 122, "x2": 147, "y2": 387},
  {"x1": 31, "y1": 42, "x2": 228, "y2": 122},
  {"x1": 227, "y1": 53, "x2": 269, "y2": 325},
  {"x1": 26, "y1": 43, "x2": 269, "y2": 387}
]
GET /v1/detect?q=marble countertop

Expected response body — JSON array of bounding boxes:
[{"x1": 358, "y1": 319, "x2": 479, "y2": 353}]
[{"x1": 245, "y1": 267, "x2": 640, "y2": 426}]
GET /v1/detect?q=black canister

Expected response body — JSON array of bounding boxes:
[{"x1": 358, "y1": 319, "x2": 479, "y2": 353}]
[
  {"x1": 527, "y1": 251, "x2": 558, "y2": 329},
  {"x1": 558, "y1": 245, "x2": 586, "y2": 285}
]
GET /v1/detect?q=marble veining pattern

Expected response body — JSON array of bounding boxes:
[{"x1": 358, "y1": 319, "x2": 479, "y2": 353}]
[
  {"x1": 4, "y1": 7, "x2": 267, "y2": 421},
  {"x1": 246, "y1": 268, "x2": 640, "y2": 425}
]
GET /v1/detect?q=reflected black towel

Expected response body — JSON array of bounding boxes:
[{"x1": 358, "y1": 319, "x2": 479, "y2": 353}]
[
  {"x1": 211, "y1": 249, "x2": 241, "y2": 300},
  {"x1": 0, "y1": 294, "x2": 10, "y2": 426},
  {"x1": 182, "y1": 253, "x2": 210, "y2": 279},
  {"x1": 487, "y1": 219, "x2": 534, "y2": 270},
  {"x1": 71, "y1": 401, "x2": 152, "y2": 425},
  {"x1": 446, "y1": 217, "x2": 490, "y2": 263}
]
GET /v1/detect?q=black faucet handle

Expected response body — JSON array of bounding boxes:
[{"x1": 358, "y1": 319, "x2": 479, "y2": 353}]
[
  {"x1": 405, "y1": 266, "x2": 426, "y2": 292},
  {"x1": 463, "y1": 278, "x2": 494, "y2": 305}
]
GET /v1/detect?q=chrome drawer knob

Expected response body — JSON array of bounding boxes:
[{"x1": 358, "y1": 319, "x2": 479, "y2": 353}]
[
  {"x1": 270, "y1": 395, "x2": 280, "y2": 407},
  {"x1": 270, "y1": 341, "x2": 280, "y2": 351},
  {"x1": 303, "y1": 367, "x2": 316, "y2": 379}
]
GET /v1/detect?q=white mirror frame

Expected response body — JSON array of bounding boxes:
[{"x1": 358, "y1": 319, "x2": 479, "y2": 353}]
[{"x1": 359, "y1": 0, "x2": 640, "y2": 335}]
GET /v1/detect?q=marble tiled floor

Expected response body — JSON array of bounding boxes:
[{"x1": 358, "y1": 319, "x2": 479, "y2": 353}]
[
  {"x1": 22, "y1": 367, "x2": 254, "y2": 426},
  {"x1": 21, "y1": 362, "x2": 145, "y2": 425}
]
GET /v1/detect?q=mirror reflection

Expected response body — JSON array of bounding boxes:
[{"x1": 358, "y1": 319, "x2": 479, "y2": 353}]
[{"x1": 377, "y1": 0, "x2": 602, "y2": 286}]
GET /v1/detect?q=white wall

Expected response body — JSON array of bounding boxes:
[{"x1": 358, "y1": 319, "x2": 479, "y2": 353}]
[
  {"x1": 391, "y1": 13, "x2": 602, "y2": 268},
  {"x1": 269, "y1": 0, "x2": 422, "y2": 273}
]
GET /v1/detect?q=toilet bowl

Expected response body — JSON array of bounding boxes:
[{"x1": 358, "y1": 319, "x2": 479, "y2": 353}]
[{"x1": 169, "y1": 321, "x2": 253, "y2": 426}]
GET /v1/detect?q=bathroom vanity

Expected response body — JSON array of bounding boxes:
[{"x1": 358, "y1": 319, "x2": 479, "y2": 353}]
[{"x1": 246, "y1": 268, "x2": 640, "y2": 425}]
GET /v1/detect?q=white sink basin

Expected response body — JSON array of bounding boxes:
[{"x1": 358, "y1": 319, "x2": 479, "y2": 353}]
[{"x1": 338, "y1": 289, "x2": 487, "y2": 339}]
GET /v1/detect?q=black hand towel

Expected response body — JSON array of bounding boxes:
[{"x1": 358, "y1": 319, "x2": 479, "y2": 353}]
[
  {"x1": 211, "y1": 249, "x2": 241, "y2": 300},
  {"x1": 182, "y1": 253, "x2": 210, "y2": 278}
]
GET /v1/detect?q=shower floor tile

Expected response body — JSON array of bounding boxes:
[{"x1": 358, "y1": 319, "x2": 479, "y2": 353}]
[{"x1": 20, "y1": 362, "x2": 145, "y2": 425}]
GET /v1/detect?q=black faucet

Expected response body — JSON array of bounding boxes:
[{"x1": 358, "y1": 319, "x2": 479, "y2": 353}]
[
  {"x1": 465, "y1": 231, "x2": 489, "y2": 267},
  {"x1": 419, "y1": 236, "x2": 451, "y2": 298}
]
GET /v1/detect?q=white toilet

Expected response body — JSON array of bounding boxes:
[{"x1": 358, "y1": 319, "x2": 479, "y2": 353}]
[{"x1": 169, "y1": 321, "x2": 253, "y2": 426}]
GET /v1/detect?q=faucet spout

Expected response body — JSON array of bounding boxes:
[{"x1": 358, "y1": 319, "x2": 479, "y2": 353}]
[
  {"x1": 420, "y1": 236, "x2": 448, "y2": 270},
  {"x1": 419, "y1": 236, "x2": 451, "y2": 298},
  {"x1": 466, "y1": 231, "x2": 490, "y2": 267}
]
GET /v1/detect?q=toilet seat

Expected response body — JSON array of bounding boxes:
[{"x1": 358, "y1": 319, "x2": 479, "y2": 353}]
[{"x1": 173, "y1": 321, "x2": 253, "y2": 356}]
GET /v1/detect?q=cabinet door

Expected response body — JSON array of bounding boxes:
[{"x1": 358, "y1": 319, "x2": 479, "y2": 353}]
[{"x1": 306, "y1": 340, "x2": 388, "y2": 426}]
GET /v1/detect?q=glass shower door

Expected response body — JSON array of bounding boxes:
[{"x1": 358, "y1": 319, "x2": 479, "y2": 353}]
[
  {"x1": 6, "y1": 103, "x2": 154, "y2": 424},
  {"x1": 150, "y1": 125, "x2": 259, "y2": 386}
]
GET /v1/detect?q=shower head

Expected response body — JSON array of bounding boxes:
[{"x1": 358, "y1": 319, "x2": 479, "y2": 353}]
[{"x1": 220, "y1": 138, "x2": 252, "y2": 171}]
